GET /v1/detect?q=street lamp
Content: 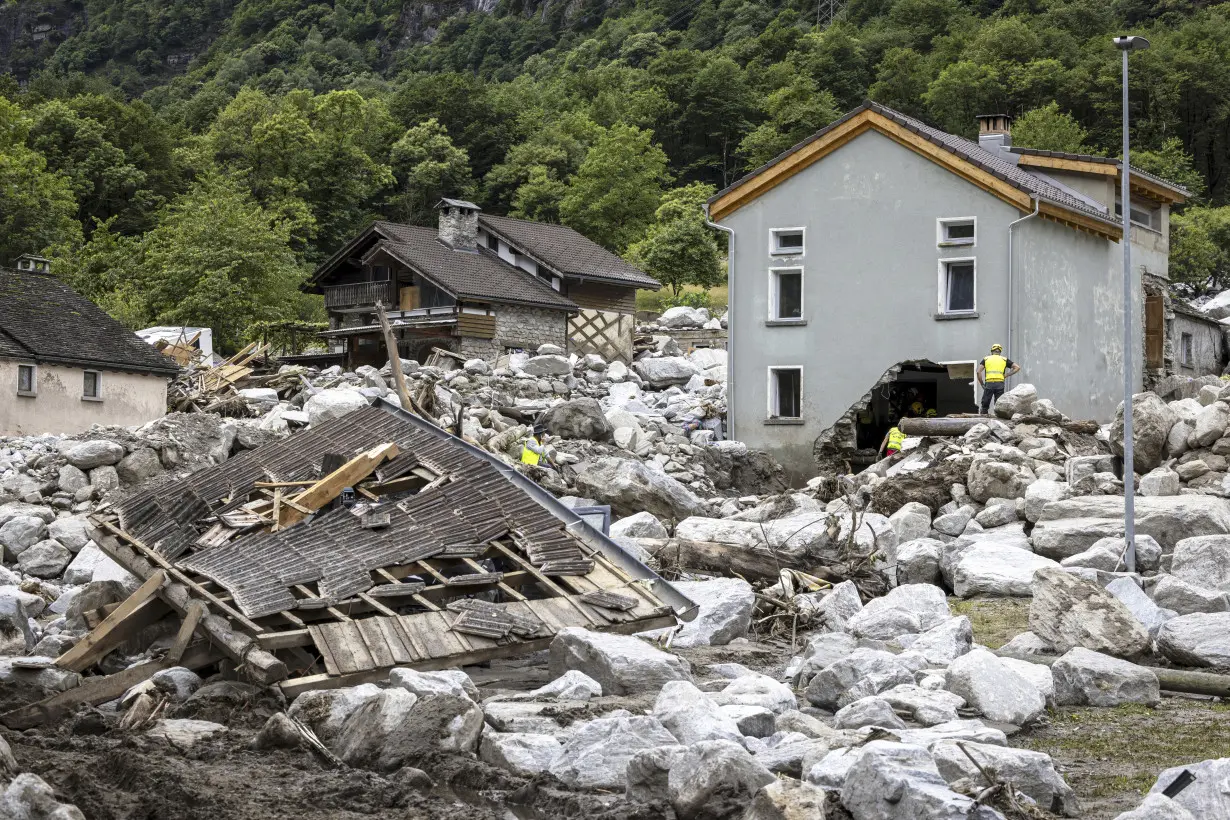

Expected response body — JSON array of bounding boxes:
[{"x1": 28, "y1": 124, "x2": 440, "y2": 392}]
[{"x1": 1114, "y1": 34, "x2": 1149, "y2": 573}]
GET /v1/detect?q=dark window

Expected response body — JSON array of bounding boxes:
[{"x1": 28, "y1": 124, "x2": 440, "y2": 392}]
[
  {"x1": 773, "y1": 270, "x2": 803, "y2": 319},
  {"x1": 17, "y1": 365, "x2": 34, "y2": 394},
  {"x1": 83, "y1": 371, "x2": 100, "y2": 399},
  {"x1": 944, "y1": 262, "x2": 975, "y2": 312},
  {"x1": 772, "y1": 229, "x2": 804, "y2": 254},
  {"x1": 942, "y1": 220, "x2": 975, "y2": 243},
  {"x1": 771, "y1": 368, "x2": 802, "y2": 418}
]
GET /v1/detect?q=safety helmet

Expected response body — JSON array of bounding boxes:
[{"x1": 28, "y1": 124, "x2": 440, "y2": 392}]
[{"x1": 990, "y1": 343, "x2": 1003, "y2": 353}]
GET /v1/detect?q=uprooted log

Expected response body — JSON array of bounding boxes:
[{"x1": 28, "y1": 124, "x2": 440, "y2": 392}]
[
  {"x1": 899, "y1": 415, "x2": 1100, "y2": 437},
  {"x1": 994, "y1": 649, "x2": 1230, "y2": 698},
  {"x1": 643, "y1": 538, "x2": 843, "y2": 584}
]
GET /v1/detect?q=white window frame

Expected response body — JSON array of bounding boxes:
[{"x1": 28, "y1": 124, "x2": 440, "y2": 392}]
[
  {"x1": 767, "y1": 366, "x2": 803, "y2": 420},
  {"x1": 1115, "y1": 196, "x2": 1162, "y2": 232},
  {"x1": 16, "y1": 363, "x2": 36, "y2": 397},
  {"x1": 938, "y1": 257, "x2": 977, "y2": 315},
  {"x1": 769, "y1": 227, "x2": 805, "y2": 257},
  {"x1": 1180, "y1": 332, "x2": 1194, "y2": 368},
  {"x1": 768, "y1": 266, "x2": 805, "y2": 321},
  {"x1": 937, "y1": 216, "x2": 977, "y2": 247},
  {"x1": 82, "y1": 369, "x2": 103, "y2": 401}
]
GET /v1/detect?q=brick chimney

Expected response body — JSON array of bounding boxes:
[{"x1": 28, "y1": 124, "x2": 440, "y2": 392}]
[
  {"x1": 976, "y1": 114, "x2": 1013, "y2": 157},
  {"x1": 436, "y1": 198, "x2": 481, "y2": 252}
]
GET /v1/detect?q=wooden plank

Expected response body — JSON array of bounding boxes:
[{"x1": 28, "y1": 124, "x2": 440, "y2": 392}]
[
  {"x1": 356, "y1": 617, "x2": 395, "y2": 668},
  {"x1": 258, "y1": 628, "x2": 312, "y2": 650},
  {"x1": 55, "y1": 571, "x2": 166, "y2": 672},
  {"x1": 308, "y1": 624, "x2": 341, "y2": 676},
  {"x1": 376, "y1": 616, "x2": 416, "y2": 664},
  {"x1": 330, "y1": 620, "x2": 376, "y2": 673},
  {"x1": 1146, "y1": 292, "x2": 1165, "y2": 369},
  {"x1": 401, "y1": 612, "x2": 468, "y2": 659},
  {"x1": 278, "y1": 442, "x2": 400, "y2": 528},
  {"x1": 166, "y1": 601, "x2": 206, "y2": 664},
  {"x1": 375, "y1": 301, "x2": 416, "y2": 414}
]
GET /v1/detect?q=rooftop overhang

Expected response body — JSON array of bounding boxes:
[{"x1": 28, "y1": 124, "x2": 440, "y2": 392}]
[{"x1": 1013, "y1": 153, "x2": 1188, "y2": 205}]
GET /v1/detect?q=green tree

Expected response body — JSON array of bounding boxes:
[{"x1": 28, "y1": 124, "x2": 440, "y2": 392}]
[
  {"x1": 511, "y1": 166, "x2": 570, "y2": 223},
  {"x1": 1170, "y1": 206, "x2": 1230, "y2": 293},
  {"x1": 626, "y1": 183, "x2": 722, "y2": 296},
  {"x1": 136, "y1": 175, "x2": 306, "y2": 350},
  {"x1": 1132, "y1": 138, "x2": 1206, "y2": 199},
  {"x1": 388, "y1": 118, "x2": 474, "y2": 225},
  {"x1": 560, "y1": 124, "x2": 672, "y2": 252},
  {"x1": 739, "y1": 77, "x2": 840, "y2": 169},
  {"x1": 1011, "y1": 102, "x2": 1091, "y2": 153},
  {"x1": 870, "y1": 48, "x2": 932, "y2": 119},
  {"x1": 0, "y1": 100, "x2": 82, "y2": 264}
]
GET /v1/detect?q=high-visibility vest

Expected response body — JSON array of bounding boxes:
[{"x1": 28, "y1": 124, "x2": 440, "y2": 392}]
[
  {"x1": 520, "y1": 438, "x2": 541, "y2": 466},
  {"x1": 984, "y1": 355, "x2": 1008, "y2": 383},
  {"x1": 887, "y1": 427, "x2": 906, "y2": 451}
]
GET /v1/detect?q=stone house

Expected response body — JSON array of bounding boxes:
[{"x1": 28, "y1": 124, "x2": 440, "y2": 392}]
[
  {"x1": 0, "y1": 256, "x2": 178, "y2": 435},
  {"x1": 306, "y1": 200, "x2": 659, "y2": 368},
  {"x1": 705, "y1": 102, "x2": 1188, "y2": 480}
]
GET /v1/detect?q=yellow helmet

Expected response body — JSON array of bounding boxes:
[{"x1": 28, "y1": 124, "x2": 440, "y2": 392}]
[{"x1": 990, "y1": 343, "x2": 1003, "y2": 353}]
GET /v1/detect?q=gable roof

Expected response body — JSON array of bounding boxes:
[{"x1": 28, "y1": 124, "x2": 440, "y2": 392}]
[
  {"x1": 0, "y1": 268, "x2": 178, "y2": 376},
  {"x1": 1007, "y1": 146, "x2": 1188, "y2": 204},
  {"x1": 367, "y1": 223, "x2": 578, "y2": 312},
  {"x1": 709, "y1": 102, "x2": 1124, "y2": 241},
  {"x1": 478, "y1": 214, "x2": 660, "y2": 289}
]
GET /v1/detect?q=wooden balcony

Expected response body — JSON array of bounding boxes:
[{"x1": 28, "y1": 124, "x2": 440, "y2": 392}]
[{"x1": 324, "y1": 281, "x2": 397, "y2": 311}]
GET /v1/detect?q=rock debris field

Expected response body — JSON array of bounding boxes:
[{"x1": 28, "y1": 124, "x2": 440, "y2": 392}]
[{"x1": 5, "y1": 334, "x2": 1230, "y2": 818}]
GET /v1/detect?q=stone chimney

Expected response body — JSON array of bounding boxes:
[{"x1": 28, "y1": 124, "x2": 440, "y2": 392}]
[
  {"x1": 976, "y1": 113, "x2": 1013, "y2": 157},
  {"x1": 436, "y1": 198, "x2": 481, "y2": 252},
  {"x1": 13, "y1": 254, "x2": 51, "y2": 273}
]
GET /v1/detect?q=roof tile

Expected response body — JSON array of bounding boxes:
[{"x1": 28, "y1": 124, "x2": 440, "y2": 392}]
[{"x1": 478, "y1": 214, "x2": 660, "y2": 288}]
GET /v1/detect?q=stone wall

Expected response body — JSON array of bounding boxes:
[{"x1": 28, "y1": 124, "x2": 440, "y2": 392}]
[
  {"x1": 495, "y1": 305, "x2": 568, "y2": 353},
  {"x1": 459, "y1": 336, "x2": 500, "y2": 361}
]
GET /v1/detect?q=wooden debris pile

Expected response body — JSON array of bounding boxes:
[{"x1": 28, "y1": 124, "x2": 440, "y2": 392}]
[{"x1": 167, "y1": 340, "x2": 275, "y2": 413}]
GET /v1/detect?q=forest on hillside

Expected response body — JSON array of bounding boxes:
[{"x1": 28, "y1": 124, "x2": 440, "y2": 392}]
[{"x1": 2, "y1": 0, "x2": 1230, "y2": 349}]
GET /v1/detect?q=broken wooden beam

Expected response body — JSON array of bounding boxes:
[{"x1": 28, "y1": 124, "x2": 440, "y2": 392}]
[
  {"x1": 375, "y1": 301, "x2": 416, "y2": 415},
  {"x1": 898, "y1": 417, "x2": 984, "y2": 437},
  {"x1": 644, "y1": 538, "x2": 840, "y2": 584},
  {"x1": 55, "y1": 571, "x2": 167, "y2": 673},
  {"x1": 277, "y1": 442, "x2": 400, "y2": 529}
]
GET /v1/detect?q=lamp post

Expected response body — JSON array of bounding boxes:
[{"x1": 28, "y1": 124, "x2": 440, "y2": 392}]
[{"x1": 1114, "y1": 34, "x2": 1149, "y2": 573}]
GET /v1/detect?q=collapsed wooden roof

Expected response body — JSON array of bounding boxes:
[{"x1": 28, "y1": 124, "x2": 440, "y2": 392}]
[{"x1": 87, "y1": 400, "x2": 694, "y2": 696}]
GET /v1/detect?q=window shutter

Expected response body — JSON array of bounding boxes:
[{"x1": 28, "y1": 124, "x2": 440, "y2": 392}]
[{"x1": 1145, "y1": 293, "x2": 1165, "y2": 369}]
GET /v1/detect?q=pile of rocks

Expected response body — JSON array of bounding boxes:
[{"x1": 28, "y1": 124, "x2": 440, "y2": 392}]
[{"x1": 636, "y1": 305, "x2": 727, "y2": 333}]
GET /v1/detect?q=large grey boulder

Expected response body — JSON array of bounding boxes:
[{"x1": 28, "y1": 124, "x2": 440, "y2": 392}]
[
  {"x1": 744, "y1": 779, "x2": 830, "y2": 820},
  {"x1": 880, "y1": 685, "x2": 966, "y2": 727},
  {"x1": 1151, "y1": 574, "x2": 1230, "y2": 614},
  {"x1": 540, "y1": 398, "x2": 614, "y2": 441},
  {"x1": 833, "y1": 696, "x2": 907, "y2": 730},
  {"x1": 1036, "y1": 495, "x2": 1230, "y2": 552},
  {"x1": 994, "y1": 383, "x2": 1038, "y2": 419},
  {"x1": 57, "y1": 464, "x2": 89, "y2": 493},
  {"x1": 659, "y1": 306, "x2": 709, "y2": 328},
  {"x1": 634, "y1": 357, "x2": 700, "y2": 389},
  {"x1": 1106, "y1": 577, "x2": 1175, "y2": 636},
  {"x1": 1113, "y1": 794, "x2": 1197, "y2": 820},
  {"x1": 805, "y1": 648, "x2": 913, "y2": 710},
  {"x1": 17, "y1": 540, "x2": 72, "y2": 578},
  {"x1": 893, "y1": 538, "x2": 943, "y2": 587},
  {"x1": 549, "y1": 714, "x2": 679, "y2": 789},
  {"x1": 304, "y1": 388, "x2": 370, "y2": 426},
  {"x1": 340, "y1": 692, "x2": 482, "y2": 770},
  {"x1": 573, "y1": 456, "x2": 705, "y2": 520},
  {"x1": 840, "y1": 741, "x2": 993, "y2": 820},
  {"x1": 549, "y1": 627, "x2": 691, "y2": 695},
  {"x1": 1031, "y1": 518, "x2": 1125, "y2": 559},
  {"x1": 1110, "y1": 392, "x2": 1178, "y2": 473},
  {"x1": 610, "y1": 511, "x2": 668, "y2": 540},
  {"x1": 1140, "y1": 467, "x2": 1181, "y2": 497},
  {"x1": 527, "y1": 670, "x2": 602, "y2": 701},
  {"x1": 668, "y1": 577, "x2": 754, "y2": 647},
  {"x1": 0, "y1": 515, "x2": 47, "y2": 560},
  {"x1": 626, "y1": 745, "x2": 688, "y2": 803},
  {"x1": 668, "y1": 739, "x2": 775, "y2": 820},
  {"x1": 1029, "y1": 567, "x2": 1150, "y2": 657},
  {"x1": 849, "y1": 583, "x2": 950, "y2": 635},
  {"x1": 1052, "y1": 647, "x2": 1159, "y2": 707},
  {"x1": 805, "y1": 580, "x2": 863, "y2": 632},
  {"x1": 47, "y1": 517, "x2": 90, "y2": 553},
  {"x1": 932, "y1": 740, "x2": 1078, "y2": 816},
  {"x1": 889, "y1": 502, "x2": 932, "y2": 544},
  {"x1": 1156, "y1": 612, "x2": 1230, "y2": 667},
  {"x1": 1146, "y1": 758, "x2": 1230, "y2": 818},
  {"x1": 908, "y1": 616, "x2": 973, "y2": 666},
  {"x1": 711, "y1": 674, "x2": 798, "y2": 714},
  {"x1": 967, "y1": 458, "x2": 1033, "y2": 502},
  {"x1": 520, "y1": 354, "x2": 571, "y2": 377},
  {"x1": 952, "y1": 543, "x2": 1060, "y2": 597},
  {"x1": 65, "y1": 439, "x2": 125, "y2": 470},
  {"x1": 652, "y1": 681, "x2": 743, "y2": 745},
  {"x1": 116, "y1": 447, "x2": 163, "y2": 485},
  {"x1": 389, "y1": 668, "x2": 477, "y2": 701},
  {"x1": 479, "y1": 731, "x2": 561, "y2": 776},
  {"x1": 1024, "y1": 479, "x2": 1073, "y2": 523},
  {"x1": 1172, "y1": 535, "x2": 1230, "y2": 592},
  {"x1": 0, "y1": 773, "x2": 86, "y2": 820},
  {"x1": 945, "y1": 647, "x2": 1047, "y2": 725},
  {"x1": 1192, "y1": 400, "x2": 1230, "y2": 447},
  {"x1": 287, "y1": 683, "x2": 384, "y2": 744}
]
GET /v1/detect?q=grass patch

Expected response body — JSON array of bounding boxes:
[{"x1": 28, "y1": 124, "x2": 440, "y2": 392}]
[
  {"x1": 636, "y1": 284, "x2": 729, "y2": 313},
  {"x1": 948, "y1": 596, "x2": 1031, "y2": 649}
]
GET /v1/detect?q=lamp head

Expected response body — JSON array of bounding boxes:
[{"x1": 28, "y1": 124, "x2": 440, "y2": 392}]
[{"x1": 1113, "y1": 35, "x2": 1150, "y2": 51}]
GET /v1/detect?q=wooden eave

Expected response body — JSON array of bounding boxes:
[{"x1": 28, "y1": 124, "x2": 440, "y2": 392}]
[
  {"x1": 709, "y1": 109, "x2": 1122, "y2": 241},
  {"x1": 1015, "y1": 153, "x2": 1187, "y2": 205}
]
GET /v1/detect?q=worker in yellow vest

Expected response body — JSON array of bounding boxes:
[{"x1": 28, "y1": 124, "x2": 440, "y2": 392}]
[
  {"x1": 879, "y1": 419, "x2": 907, "y2": 459},
  {"x1": 977, "y1": 343, "x2": 1021, "y2": 414},
  {"x1": 520, "y1": 425, "x2": 548, "y2": 466},
  {"x1": 909, "y1": 400, "x2": 937, "y2": 418}
]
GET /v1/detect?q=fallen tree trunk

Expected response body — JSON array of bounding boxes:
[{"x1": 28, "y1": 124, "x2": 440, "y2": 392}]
[
  {"x1": 899, "y1": 417, "x2": 984, "y2": 436},
  {"x1": 643, "y1": 538, "x2": 842, "y2": 584},
  {"x1": 994, "y1": 650, "x2": 1230, "y2": 698}
]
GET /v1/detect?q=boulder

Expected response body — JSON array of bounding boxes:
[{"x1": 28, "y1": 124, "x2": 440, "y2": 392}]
[
  {"x1": 479, "y1": 732, "x2": 562, "y2": 776},
  {"x1": 146, "y1": 718, "x2": 228, "y2": 747},
  {"x1": 304, "y1": 389, "x2": 370, "y2": 426},
  {"x1": 1052, "y1": 647, "x2": 1159, "y2": 707},
  {"x1": 711, "y1": 674, "x2": 798, "y2": 714},
  {"x1": 1106, "y1": 576, "x2": 1175, "y2": 636},
  {"x1": 341, "y1": 692, "x2": 481, "y2": 770},
  {"x1": 891, "y1": 538, "x2": 943, "y2": 587},
  {"x1": 389, "y1": 668, "x2": 477, "y2": 701},
  {"x1": 994, "y1": 383, "x2": 1038, "y2": 418},
  {"x1": 0, "y1": 515, "x2": 47, "y2": 560},
  {"x1": 57, "y1": 464, "x2": 89, "y2": 493},
  {"x1": 952, "y1": 543, "x2": 1060, "y2": 598},
  {"x1": 520, "y1": 354, "x2": 571, "y2": 377},
  {"x1": 1037, "y1": 495, "x2": 1230, "y2": 552},
  {"x1": 540, "y1": 398, "x2": 614, "y2": 441},
  {"x1": 1110, "y1": 392, "x2": 1178, "y2": 473},
  {"x1": 1156, "y1": 612, "x2": 1230, "y2": 667},
  {"x1": 805, "y1": 649, "x2": 913, "y2": 710},
  {"x1": 1146, "y1": 759, "x2": 1230, "y2": 818},
  {"x1": 90, "y1": 465, "x2": 120, "y2": 493},
  {"x1": 115, "y1": 449, "x2": 163, "y2": 486},
  {"x1": 625, "y1": 744, "x2": 688, "y2": 803},
  {"x1": 853, "y1": 583, "x2": 950, "y2": 631},
  {"x1": 1172, "y1": 535, "x2": 1230, "y2": 592},
  {"x1": 975, "y1": 501, "x2": 1019, "y2": 528},
  {"x1": 1192, "y1": 401, "x2": 1230, "y2": 447},
  {"x1": 0, "y1": 773, "x2": 86, "y2": 820},
  {"x1": 743, "y1": 779, "x2": 830, "y2": 820},
  {"x1": 1113, "y1": 794, "x2": 1197, "y2": 820},
  {"x1": 880, "y1": 685, "x2": 966, "y2": 727},
  {"x1": 1151, "y1": 574, "x2": 1230, "y2": 614},
  {"x1": 932, "y1": 740, "x2": 1078, "y2": 816},
  {"x1": 1059, "y1": 541, "x2": 1123, "y2": 571},
  {"x1": 47, "y1": 517, "x2": 90, "y2": 552},
  {"x1": 17, "y1": 539, "x2": 72, "y2": 578},
  {"x1": 967, "y1": 458, "x2": 1033, "y2": 502},
  {"x1": 1140, "y1": 467, "x2": 1180, "y2": 497},
  {"x1": 908, "y1": 616, "x2": 973, "y2": 666},
  {"x1": 151, "y1": 667, "x2": 203, "y2": 702},
  {"x1": 527, "y1": 670, "x2": 602, "y2": 701},
  {"x1": 666, "y1": 739, "x2": 775, "y2": 819},
  {"x1": 1029, "y1": 567, "x2": 1150, "y2": 657},
  {"x1": 833, "y1": 696, "x2": 907, "y2": 730},
  {"x1": 633, "y1": 357, "x2": 701, "y2": 389},
  {"x1": 669, "y1": 577, "x2": 754, "y2": 647},
  {"x1": 550, "y1": 714, "x2": 679, "y2": 789},
  {"x1": 610, "y1": 511, "x2": 668, "y2": 540},
  {"x1": 945, "y1": 648, "x2": 1047, "y2": 725},
  {"x1": 889, "y1": 502, "x2": 932, "y2": 544},
  {"x1": 933, "y1": 507, "x2": 974, "y2": 537},
  {"x1": 65, "y1": 440, "x2": 125, "y2": 470},
  {"x1": 840, "y1": 741, "x2": 986, "y2": 820},
  {"x1": 806, "y1": 580, "x2": 863, "y2": 633},
  {"x1": 573, "y1": 456, "x2": 705, "y2": 520},
  {"x1": 653, "y1": 681, "x2": 743, "y2": 745},
  {"x1": 549, "y1": 627, "x2": 692, "y2": 695},
  {"x1": 719, "y1": 704, "x2": 775, "y2": 738}
]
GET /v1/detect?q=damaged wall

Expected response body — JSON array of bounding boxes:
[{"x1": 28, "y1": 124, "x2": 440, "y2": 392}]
[{"x1": 0, "y1": 362, "x2": 168, "y2": 435}]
